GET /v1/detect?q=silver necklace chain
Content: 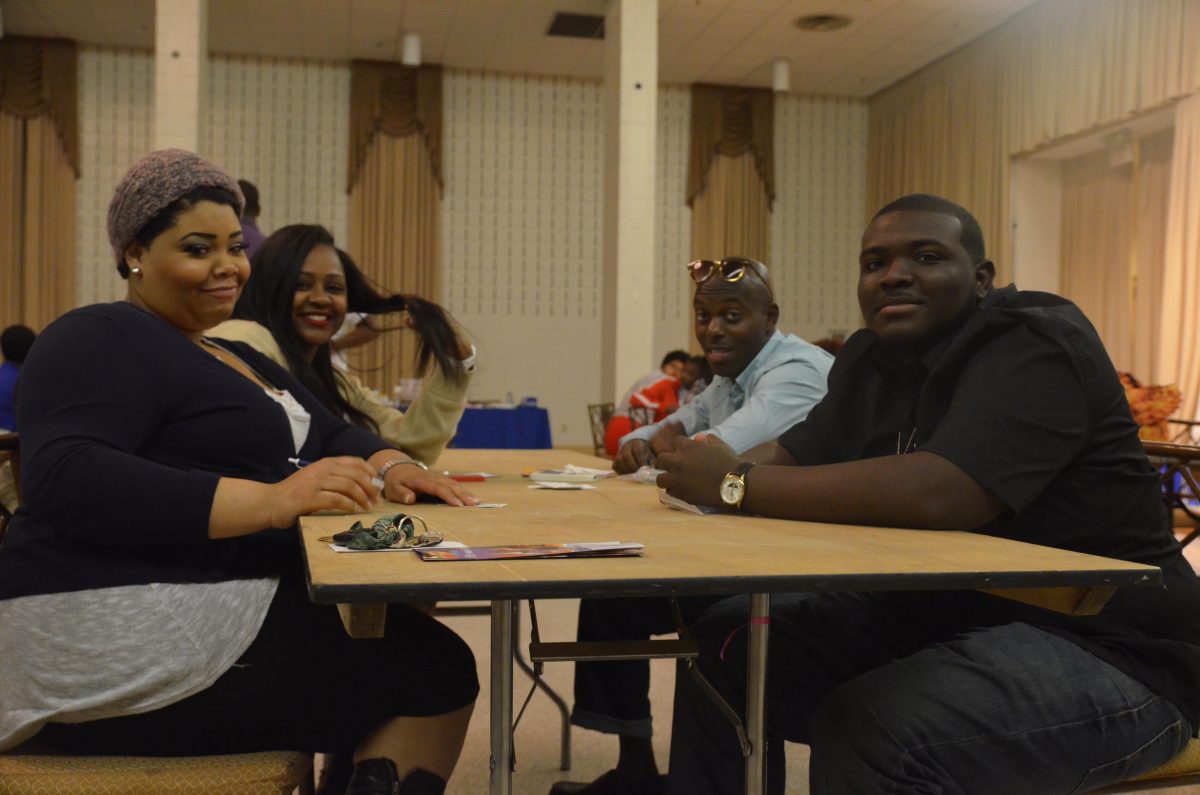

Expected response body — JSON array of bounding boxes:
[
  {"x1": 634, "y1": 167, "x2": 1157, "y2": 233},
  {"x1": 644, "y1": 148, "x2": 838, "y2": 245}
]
[{"x1": 896, "y1": 427, "x2": 917, "y2": 455}]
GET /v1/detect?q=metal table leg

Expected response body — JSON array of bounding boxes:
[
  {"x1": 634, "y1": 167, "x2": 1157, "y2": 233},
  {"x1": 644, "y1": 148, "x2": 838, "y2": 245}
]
[
  {"x1": 744, "y1": 593, "x2": 770, "y2": 795},
  {"x1": 512, "y1": 603, "x2": 572, "y2": 770},
  {"x1": 490, "y1": 599, "x2": 514, "y2": 795}
]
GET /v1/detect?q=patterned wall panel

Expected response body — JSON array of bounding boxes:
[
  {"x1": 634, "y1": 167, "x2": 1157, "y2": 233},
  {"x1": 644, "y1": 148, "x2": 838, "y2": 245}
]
[
  {"x1": 204, "y1": 55, "x2": 350, "y2": 246},
  {"x1": 76, "y1": 47, "x2": 154, "y2": 305},
  {"x1": 771, "y1": 95, "x2": 868, "y2": 342},
  {"x1": 76, "y1": 49, "x2": 350, "y2": 308},
  {"x1": 654, "y1": 85, "x2": 694, "y2": 359},
  {"x1": 442, "y1": 69, "x2": 605, "y2": 447}
]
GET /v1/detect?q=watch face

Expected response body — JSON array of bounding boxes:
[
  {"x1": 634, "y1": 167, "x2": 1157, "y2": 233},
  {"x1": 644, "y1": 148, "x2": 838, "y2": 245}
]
[{"x1": 720, "y1": 474, "x2": 745, "y2": 506}]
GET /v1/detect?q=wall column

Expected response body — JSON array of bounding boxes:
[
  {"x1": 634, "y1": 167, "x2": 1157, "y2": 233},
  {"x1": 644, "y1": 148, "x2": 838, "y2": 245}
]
[
  {"x1": 153, "y1": 0, "x2": 207, "y2": 151},
  {"x1": 601, "y1": 0, "x2": 658, "y2": 403}
]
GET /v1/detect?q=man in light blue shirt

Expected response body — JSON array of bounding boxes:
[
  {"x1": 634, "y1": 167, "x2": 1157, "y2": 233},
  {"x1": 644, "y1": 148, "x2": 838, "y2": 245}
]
[
  {"x1": 552, "y1": 258, "x2": 833, "y2": 795},
  {"x1": 614, "y1": 259, "x2": 833, "y2": 473}
]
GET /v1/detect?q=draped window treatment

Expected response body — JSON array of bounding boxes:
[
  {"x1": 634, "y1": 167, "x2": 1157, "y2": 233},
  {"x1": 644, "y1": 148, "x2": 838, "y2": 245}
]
[
  {"x1": 347, "y1": 61, "x2": 442, "y2": 393},
  {"x1": 1059, "y1": 130, "x2": 1173, "y2": 380},
  {"x1": 1156, "y1": 93, "x2": 1200, "y2": 422},
  {"x1": 868, "y1": 0, "x2": 1200, "y2": 424},
  {"x1": 868, "y1": 0, "x2": 1200, "y2": 285},
  {"x1": 0, "y1": 36, "x2": 78, "y2": 331},
  {"x1": 688, "y1": 84, "x2": 774, "y2": 266}
]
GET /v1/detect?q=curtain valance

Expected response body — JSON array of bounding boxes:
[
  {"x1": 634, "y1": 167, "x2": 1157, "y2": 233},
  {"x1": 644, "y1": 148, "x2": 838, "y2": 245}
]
[
  {"x1": 687, "y1": 83, "x2": 774, "y2": 208},
  {"x1": 349, "y1": 61, "x2": 442, "y2": 192},
  {"x1": 0, "y1": 36, "x2": 78, "y2": 175}
]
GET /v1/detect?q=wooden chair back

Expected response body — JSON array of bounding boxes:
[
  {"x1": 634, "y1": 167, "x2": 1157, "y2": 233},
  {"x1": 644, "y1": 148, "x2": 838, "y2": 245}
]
[
  {"x1": 628, "y1": 405, "x2": 654, "y2": 429},
  {"x1": 587, "y1": 403, "x2": 614, "y2": 458}
]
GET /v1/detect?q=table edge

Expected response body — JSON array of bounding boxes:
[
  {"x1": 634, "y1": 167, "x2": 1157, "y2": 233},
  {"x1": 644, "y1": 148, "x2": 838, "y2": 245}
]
[{"x1": 302, "y1": 567, "x2": 1161, "y2": 604}]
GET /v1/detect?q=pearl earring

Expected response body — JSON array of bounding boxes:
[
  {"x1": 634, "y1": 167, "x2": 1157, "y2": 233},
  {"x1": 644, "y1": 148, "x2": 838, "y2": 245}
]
[{"x1": 130, "y1": 267, "x2": 143, "y2": 278}]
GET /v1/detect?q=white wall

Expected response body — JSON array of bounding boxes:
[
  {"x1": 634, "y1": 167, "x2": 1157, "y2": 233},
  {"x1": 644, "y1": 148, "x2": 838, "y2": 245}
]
[
  {"x1": 204, "y1": 54, "x2": 350, "y2": 245},
  {"x1": 441, "y1": 70, "x2": 605, "y2": 447},
  {"x1": 653, "y1": 85, "x2": 695, "y2": 359},
  {"x1": 76, "y1": 48, "x2": 351, "y2": 305},
  {"x1": 76, "y1": 47, "x2": 155, "y2": 305},
  {"x1": 771, "y1": 95, "x2": 867, "y2": 341},
  {"x1": 1009, "y1": 156, "x2": 1063, "y2": 294}
]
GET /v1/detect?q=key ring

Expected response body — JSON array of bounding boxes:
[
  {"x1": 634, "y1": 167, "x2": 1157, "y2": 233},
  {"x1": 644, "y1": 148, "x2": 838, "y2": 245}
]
[{"x1": 320, "y1": 513, "x2": 442, "y2": 550}]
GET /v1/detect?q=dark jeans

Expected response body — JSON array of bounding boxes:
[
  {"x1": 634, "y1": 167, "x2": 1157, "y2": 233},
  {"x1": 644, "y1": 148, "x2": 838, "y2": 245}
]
[
  {"x1": 667, "y1": 591, "x2": 1191, "y2": 795},
  {"x1": 40, "y1": 564, "x2": 479, "y2": 756},
  {"x1": 570, "y1": 596, "x2": 721, "y2": 738}
]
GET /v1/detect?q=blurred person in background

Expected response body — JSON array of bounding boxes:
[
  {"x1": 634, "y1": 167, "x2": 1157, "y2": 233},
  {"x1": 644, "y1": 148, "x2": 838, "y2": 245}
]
[
  {"x1": 236, "y1": 179, "x2": 265, "y2": 259},
  {"x1": 0, "y1": 324, "x2": 35, "y2": 432},
  {"x1": 603, "y1": 350, "x2": 691, "y2": 456}
]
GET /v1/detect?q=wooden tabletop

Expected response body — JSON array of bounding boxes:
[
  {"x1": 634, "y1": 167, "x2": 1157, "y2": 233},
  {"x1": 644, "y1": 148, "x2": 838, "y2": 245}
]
[{"x1": 301, "y1": 449, "x2": 1160, "y2": 608}]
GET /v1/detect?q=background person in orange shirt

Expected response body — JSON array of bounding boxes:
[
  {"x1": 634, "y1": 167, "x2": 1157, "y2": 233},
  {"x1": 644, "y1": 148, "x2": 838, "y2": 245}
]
[{"x1": 603, "y1": 350, "x2": 690, "y2": 456}]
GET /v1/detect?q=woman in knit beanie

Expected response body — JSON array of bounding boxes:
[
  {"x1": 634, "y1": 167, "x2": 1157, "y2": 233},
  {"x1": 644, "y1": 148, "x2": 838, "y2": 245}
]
[{"x1": 0, "y1": 149, "x2": 480, "y2": 795}]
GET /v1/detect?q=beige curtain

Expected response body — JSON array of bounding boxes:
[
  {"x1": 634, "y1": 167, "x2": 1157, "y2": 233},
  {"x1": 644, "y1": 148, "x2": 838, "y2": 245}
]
[
  {"x1": 868, "y1": 0, "x2": 1200, "y2": 283},
  {"x1": 1059, "y1": 129, "x2": 1173, "y2": 379},
  {"x1": 1132, "y1": 131, "x2": 1174, "y2": 380},
  {"x1": 688, "y1": 84, "x2": 774, "y2": 208},
  {"x1": 1156, "y1": 93, "x2": 1200, "y2": 422},
  {"x1": 688, "y1": 83, "x2": 773, "y2": 266},
  {"x1": 0, "y1": 114, "x2": 21, "y2": 325},
  {"x1": 347, "y1": 62, "x2": 442, "y2": 393},
  {"x1": 0, "y1": 37, "x2": 78, "y2": 330},
  {"x1": 691, "y1": 152, "x2": 771, "y2": 263}
]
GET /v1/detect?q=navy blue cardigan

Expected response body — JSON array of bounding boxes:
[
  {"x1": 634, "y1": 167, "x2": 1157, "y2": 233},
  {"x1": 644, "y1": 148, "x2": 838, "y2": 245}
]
[{"x1": 0, "y1": 302, "x2": 389, "y2": 599}]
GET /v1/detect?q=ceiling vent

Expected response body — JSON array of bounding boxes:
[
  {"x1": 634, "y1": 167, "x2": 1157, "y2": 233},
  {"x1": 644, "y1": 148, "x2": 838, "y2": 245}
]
[
  {"x1": 547, "y1": 12, "x2": 605, "y2": 40},
  {"x1": 793, "y1": 14, "x2": 852, "y2": 32}
]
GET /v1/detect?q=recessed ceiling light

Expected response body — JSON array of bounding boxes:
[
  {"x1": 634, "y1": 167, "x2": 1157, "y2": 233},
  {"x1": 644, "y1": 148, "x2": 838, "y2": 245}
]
[{"x1": 793, "y1": 14, "x2": 852, "y2": 32}]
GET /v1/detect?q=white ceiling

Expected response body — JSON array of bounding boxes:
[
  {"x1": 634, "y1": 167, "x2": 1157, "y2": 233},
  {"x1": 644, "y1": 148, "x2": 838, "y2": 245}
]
[{"x1": 3, "y1": 0, "x2": 1038, "y2": 97}]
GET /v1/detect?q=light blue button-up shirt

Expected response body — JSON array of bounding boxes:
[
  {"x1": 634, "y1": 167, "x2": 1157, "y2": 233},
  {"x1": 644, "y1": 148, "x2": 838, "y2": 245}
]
[{"x1": 619, "y1": 331, "x2": 834, "y2": 454}]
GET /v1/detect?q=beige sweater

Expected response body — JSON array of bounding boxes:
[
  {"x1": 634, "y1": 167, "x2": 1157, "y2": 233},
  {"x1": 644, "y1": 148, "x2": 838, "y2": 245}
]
[{"x1": 209, "y1": 319, "x2": 470, "y2": 465}]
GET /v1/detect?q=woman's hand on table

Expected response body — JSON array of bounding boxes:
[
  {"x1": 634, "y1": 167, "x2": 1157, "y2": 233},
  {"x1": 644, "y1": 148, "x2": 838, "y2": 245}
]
[
  {"x1": 655, "y1": 433, "x2": 741, "y2": 507},
  {"x1": 383, "y1": 464, "x2": 480, "y2": 507},
  {"x1": 268, "y1": 456, "x2": 381, "y2": 527}
]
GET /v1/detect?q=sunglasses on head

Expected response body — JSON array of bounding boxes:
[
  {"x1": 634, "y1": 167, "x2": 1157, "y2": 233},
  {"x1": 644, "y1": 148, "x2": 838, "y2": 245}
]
[{"x1": 687, "y1": 258, "x2": 772, "y2": 297}]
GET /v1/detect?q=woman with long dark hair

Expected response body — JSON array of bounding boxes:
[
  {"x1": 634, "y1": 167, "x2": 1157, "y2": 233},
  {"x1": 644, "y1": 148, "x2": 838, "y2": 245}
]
[{"x1": 213, "y1": 224, "x2": 473, "y2": 465}]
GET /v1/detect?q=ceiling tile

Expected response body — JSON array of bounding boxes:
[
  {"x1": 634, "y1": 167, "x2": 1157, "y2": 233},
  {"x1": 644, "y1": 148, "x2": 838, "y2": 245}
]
[{"x1": 12, "y1": 0, "x2": 1038, "y2": 96}]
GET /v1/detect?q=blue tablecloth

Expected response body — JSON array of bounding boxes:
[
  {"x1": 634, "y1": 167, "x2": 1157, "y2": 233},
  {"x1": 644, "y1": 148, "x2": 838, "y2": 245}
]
[{"x1": 451, "y1": 405, "x2": 553, "y2": 449}]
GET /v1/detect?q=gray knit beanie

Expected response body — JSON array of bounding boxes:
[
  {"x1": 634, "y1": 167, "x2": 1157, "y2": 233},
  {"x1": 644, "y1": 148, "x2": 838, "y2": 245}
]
[{"x1": 107, "y1": 148, "x2": 244, "y2": 273}]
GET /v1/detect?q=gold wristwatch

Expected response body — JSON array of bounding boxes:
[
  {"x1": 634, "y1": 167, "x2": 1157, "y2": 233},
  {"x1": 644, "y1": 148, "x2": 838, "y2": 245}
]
[{"x1": 719, "y1": 462, "x2": 755, "y2": 512}]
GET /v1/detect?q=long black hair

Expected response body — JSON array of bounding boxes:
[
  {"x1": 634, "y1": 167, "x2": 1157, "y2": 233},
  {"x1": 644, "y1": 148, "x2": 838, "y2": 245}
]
[
  {"x1": 233, "y1": 224, "x2": 467, "y2": 431},
  {"x1": 336, "y1": 247, "x2": 465, "y2": 387}
]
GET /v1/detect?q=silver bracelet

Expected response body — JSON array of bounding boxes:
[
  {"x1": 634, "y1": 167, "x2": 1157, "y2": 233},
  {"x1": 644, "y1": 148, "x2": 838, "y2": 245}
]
[{"x1": 378, "y1": 457, "x2": 428, "y2": 480}]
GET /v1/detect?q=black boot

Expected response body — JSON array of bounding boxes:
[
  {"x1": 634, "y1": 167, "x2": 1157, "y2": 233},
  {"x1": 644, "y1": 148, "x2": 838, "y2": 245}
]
[
  {"x1": 316, "y1": 752, "x2": 353, "y2": 795},
  {"x1": 345, "y1": 758, "x2": 447, "y2": 795},
  {"x1": 345, "y1": 758, "x2": 399, "y2": 795}
]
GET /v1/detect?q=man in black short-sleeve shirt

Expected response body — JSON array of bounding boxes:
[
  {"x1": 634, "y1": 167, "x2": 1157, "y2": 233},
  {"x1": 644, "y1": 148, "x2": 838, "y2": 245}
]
[{"x1": 656, "y1": 194, "x2": 1200, "y2": 794}]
